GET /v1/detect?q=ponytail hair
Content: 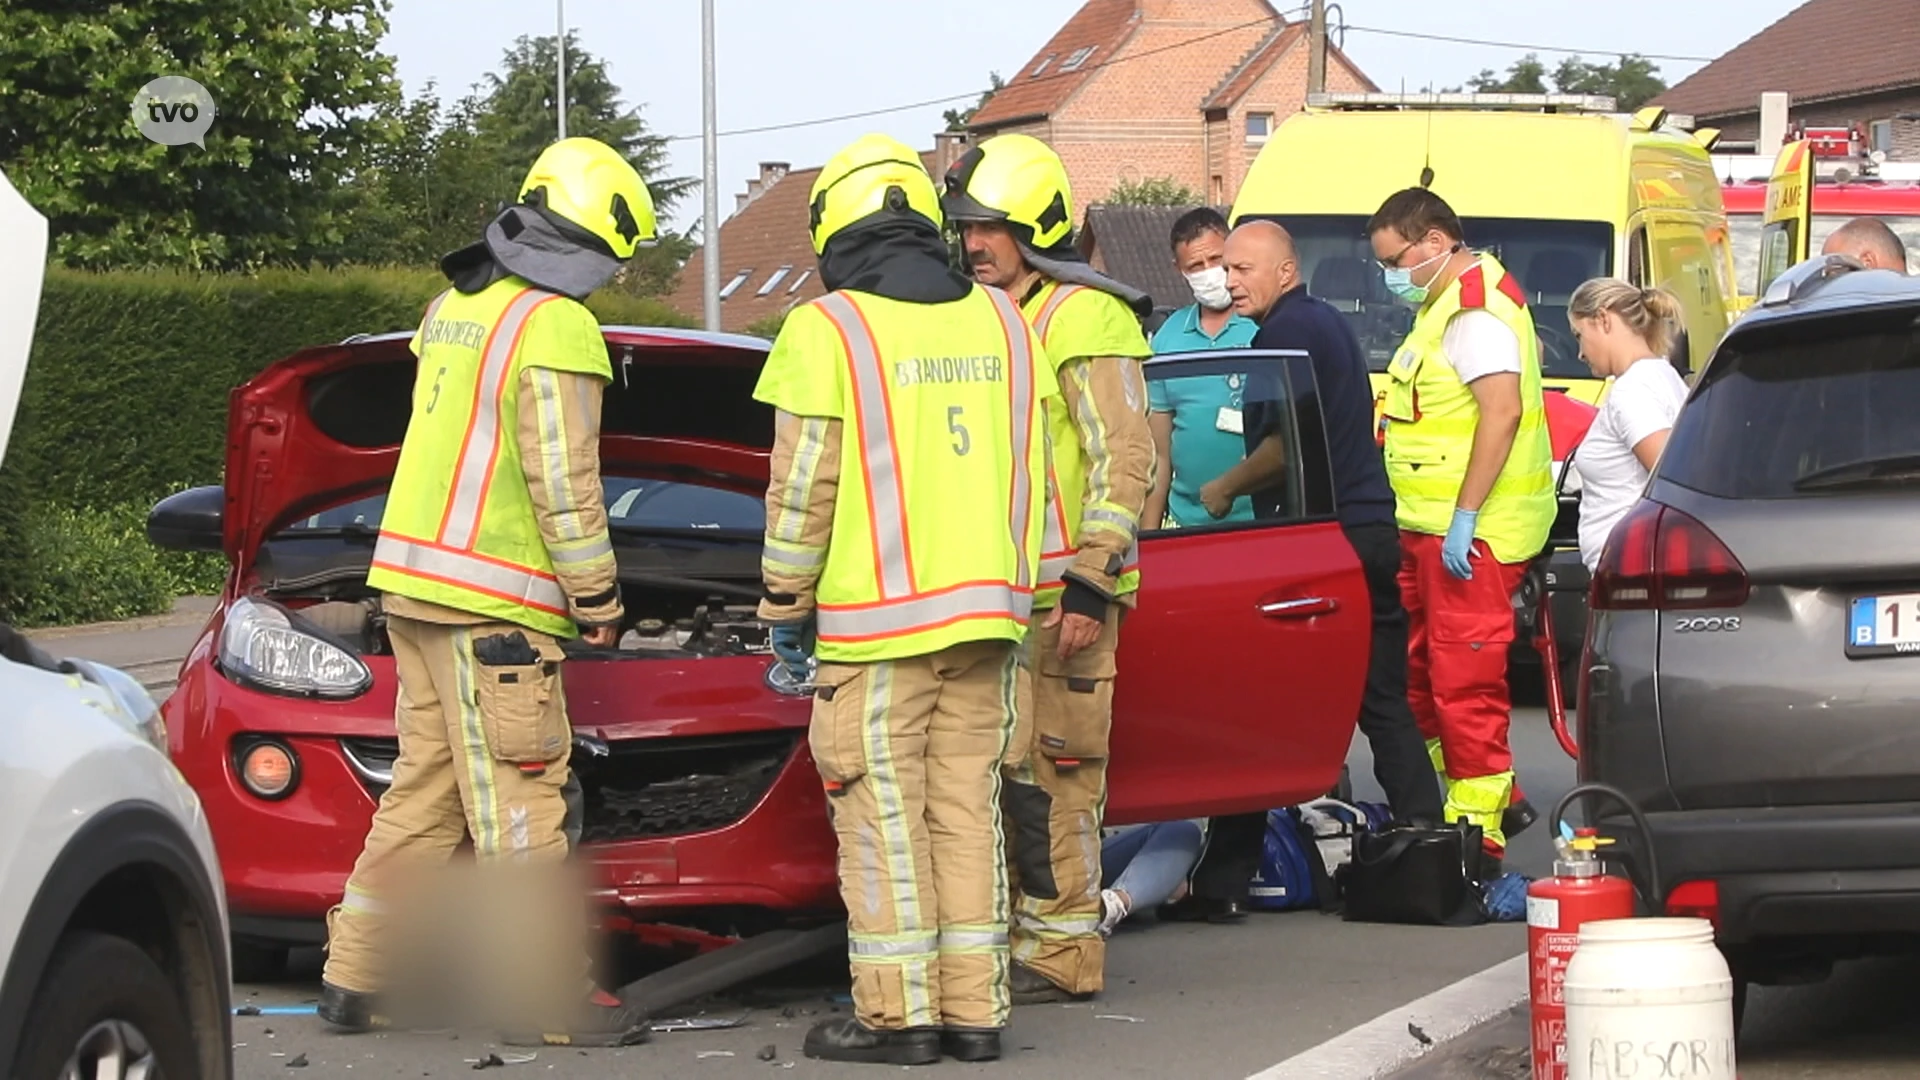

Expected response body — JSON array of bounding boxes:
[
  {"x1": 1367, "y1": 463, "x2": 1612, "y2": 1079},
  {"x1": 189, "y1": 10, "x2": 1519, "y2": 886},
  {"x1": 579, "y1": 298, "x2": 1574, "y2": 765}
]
[{"x1": 1568, "y1": 278, "x2": 1681, "y2": 358}]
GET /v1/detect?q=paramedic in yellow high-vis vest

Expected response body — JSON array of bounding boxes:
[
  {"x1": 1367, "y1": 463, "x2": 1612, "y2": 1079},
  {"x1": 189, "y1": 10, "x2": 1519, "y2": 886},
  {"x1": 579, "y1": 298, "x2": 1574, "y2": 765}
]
[
  {"x1": 1367, "y1": 187, "x2": 1555, "y2": 877},
  {"x1": 320, "y1": 137, "x2": 652, "y2": 1049},
  {"x1": 940, "y1": 134, "x2": 1155, "y2": 1006},
  {"x1": 754, "y1": 135, "x2": 1055, "y2": 1067}
]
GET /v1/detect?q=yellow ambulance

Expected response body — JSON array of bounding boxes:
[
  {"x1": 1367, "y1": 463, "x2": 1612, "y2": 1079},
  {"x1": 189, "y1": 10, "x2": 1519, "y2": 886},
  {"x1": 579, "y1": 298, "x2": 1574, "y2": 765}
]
[{"x1": 1229, "y1": 93, "x2": 1738, "y2": 409}]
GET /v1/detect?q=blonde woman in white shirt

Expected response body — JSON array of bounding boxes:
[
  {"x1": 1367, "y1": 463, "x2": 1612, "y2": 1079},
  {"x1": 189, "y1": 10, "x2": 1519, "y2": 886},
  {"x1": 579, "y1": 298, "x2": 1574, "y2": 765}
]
[{"x1": 1567, "y1": 280, "x2": 1692, "y2": 571}]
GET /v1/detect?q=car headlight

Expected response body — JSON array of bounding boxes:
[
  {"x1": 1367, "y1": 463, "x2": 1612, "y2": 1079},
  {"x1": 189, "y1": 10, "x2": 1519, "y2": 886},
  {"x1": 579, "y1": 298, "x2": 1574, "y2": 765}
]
[
  {"x1": 69, "y1": 657, "x2": 168, "y2": 755},
  {"x1": 219, "y1": 596, "x2": 373, "y2": 699}
]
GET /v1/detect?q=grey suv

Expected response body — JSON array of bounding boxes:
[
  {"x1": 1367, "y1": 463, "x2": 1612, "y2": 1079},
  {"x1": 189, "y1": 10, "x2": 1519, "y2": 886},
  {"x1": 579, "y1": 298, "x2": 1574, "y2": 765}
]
[{"x1": 1579, "y1": 253, "x2": 1920, "y2": 1026}]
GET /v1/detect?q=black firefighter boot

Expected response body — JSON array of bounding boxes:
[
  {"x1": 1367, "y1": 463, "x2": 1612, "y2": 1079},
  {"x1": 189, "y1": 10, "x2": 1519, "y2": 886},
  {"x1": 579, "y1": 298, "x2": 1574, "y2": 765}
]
[
  {"x1": 942, "y1": 1026, "x2": 1003, "y2": 1062},
  {"x1": 318, "y1": 982, "x2": 390, "y2": 1033},
  {"x1": 802, "y1": 1017, "x2": 941, "y2": 1066}
]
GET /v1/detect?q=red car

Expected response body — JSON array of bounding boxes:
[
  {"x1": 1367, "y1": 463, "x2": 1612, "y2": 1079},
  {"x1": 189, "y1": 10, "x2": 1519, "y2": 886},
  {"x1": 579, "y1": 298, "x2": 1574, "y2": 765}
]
[{"x1": 147, "y1": 325, "x2": 1370, "y2": 978}]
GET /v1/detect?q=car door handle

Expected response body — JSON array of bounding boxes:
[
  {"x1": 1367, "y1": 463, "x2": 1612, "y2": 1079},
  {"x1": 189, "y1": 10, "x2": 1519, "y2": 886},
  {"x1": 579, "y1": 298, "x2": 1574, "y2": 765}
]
[{"x1": 1259, "y1": 597, "x2": 1338, "y2": 619}]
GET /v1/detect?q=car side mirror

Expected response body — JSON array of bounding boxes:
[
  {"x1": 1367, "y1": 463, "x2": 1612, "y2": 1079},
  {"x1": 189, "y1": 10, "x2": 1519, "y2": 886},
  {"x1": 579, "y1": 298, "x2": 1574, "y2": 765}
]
[{"x1": 148, "y1": 485, "x2": 225, "y2": 553}]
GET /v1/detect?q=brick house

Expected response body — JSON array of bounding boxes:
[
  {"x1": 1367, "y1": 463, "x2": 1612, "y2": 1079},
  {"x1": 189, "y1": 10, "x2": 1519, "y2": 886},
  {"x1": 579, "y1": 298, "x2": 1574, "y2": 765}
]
[
  {"x1": 1652, "y1": 0, "x2": 1920, "y2": 160},
  {"x1": 965, "y1": 0, "x2": 1377, "y2": 208},
  {"x1": 664, "y1": 152, "x2": 939, "y2": 335},
  {"x1": 1076, "y1": 203, "x2": 1233, "y2": 321}
]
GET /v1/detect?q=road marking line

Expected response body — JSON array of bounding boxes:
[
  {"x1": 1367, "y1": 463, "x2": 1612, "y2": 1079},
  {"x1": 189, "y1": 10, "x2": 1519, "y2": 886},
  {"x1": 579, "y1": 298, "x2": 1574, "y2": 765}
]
[{"x1": 1245, "y1": 953, "x2": 1526, "y2": 1079}]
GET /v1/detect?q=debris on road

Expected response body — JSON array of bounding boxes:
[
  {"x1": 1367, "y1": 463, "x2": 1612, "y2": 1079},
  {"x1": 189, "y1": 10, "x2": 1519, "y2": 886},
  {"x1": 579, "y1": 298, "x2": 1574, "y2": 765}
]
[
  {"x1": 1096, "y1": 1014, "x2": 1145, "y2": 1023},
  {"x1": 651, "y1": 1012, "x2": 752, "y2": 1032},
  {"x1": 757, "y1": 1044, "x2": 778, "y2": 1061},
  {"x1": 286, "y1": 1053, "x2": 309, "y2": 1068},
  {"x1": 697, "y1": 1050, "x2": 737, "y2": 1059},
  {"x1": 1409, "y1": 1021, "x2": 1433, "y2": 1046}
]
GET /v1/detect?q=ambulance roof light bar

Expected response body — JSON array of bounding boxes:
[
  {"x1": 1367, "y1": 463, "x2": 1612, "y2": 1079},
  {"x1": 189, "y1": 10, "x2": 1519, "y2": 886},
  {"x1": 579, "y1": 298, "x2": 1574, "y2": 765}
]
[{"x1": 1306, "y1": 91, "x2": 1619, "y2": 114}]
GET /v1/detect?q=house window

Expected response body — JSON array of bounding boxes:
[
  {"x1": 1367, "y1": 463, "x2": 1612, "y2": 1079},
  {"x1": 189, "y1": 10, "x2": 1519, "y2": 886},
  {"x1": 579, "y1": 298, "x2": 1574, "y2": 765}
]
[
  {"x1": 757, "y1": 266, "x2": 792, "y2": 296},
  {"x1": 787, "y1": 269, "x2": 814, "y2": 294},
  {"x1": 1246, "y1": 112, "x2": 1273, "y2": 143},
  {"x1": 1060, "y1": 46, "x2": 1096, "y2": 72},
  {"x1": 1871, "y1": 119, "x2": 1895, "y2": 154},
  {"x1": 1211, "y1": 175, "x2": 1225, "y2": 203},
  {"x1": 719, "y1": 269, "x2": 752, "y2": 300},
  {"x1": 1032, "y1": 53, "x2": 1057, "y2": 78}
]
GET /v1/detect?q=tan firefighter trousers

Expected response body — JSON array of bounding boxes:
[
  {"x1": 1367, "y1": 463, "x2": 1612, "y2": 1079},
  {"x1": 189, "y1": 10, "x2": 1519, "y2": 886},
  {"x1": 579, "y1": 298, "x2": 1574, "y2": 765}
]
[
  {"x1": 322, "y1": 614, "x2": 587, "y2": 1018},
  {"x1": 808, "y1": 639, "x2": 1021, "y2": 1032},
  {"x1": 1003, "y1": 604, "x2": 1123, "y2": 996}
]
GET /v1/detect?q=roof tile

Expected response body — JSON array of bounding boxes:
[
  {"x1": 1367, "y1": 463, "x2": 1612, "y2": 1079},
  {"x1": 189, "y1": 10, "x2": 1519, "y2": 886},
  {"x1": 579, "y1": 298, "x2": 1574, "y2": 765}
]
[
  {"x1": 969, "y1": 0, "x2": 1141, "y2": 128},
  {"x1": 1653, "y1": 0, "x2": 1920, "y2": 119}
]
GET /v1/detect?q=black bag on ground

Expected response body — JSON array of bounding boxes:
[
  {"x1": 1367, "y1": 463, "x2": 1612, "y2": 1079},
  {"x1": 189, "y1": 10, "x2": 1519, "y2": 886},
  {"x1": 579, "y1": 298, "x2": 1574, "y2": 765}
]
[{"x1": 1338, "y1": 819, "x2": 1489, "y2": 927}]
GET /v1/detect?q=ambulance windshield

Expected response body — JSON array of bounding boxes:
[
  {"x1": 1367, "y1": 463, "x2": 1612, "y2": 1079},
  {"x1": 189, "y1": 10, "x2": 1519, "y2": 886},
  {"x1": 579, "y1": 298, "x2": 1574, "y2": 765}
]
[{"x1": 1248, "y1": 215, "x2": 1613, "y2": 380}]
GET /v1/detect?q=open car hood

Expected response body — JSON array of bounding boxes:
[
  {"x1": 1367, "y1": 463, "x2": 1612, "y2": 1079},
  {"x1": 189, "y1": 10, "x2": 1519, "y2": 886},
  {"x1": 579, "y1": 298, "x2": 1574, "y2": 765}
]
[
  {"x1": 223, "y1": 324, "x2": 775, "y2": 569},
  {"x1": 0, "y1": 168, "x2": 49, "y2": 467}
]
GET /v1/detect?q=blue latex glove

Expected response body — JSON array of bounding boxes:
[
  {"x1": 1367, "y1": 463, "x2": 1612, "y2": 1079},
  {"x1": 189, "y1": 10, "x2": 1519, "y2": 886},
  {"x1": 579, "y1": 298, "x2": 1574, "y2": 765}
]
[
  {"x1": 770, "y1": 618, "x2": 816, "y2": 681},
  {"x1": 1442, "y1": 508, "x2": 1479, "y2": 580}
]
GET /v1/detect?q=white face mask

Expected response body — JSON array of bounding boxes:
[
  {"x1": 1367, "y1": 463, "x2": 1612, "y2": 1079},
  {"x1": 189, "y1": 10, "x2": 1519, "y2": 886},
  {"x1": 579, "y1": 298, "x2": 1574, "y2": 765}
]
[{"x1": 1185, "y1": 266, "x2": 1233, "y2": 311}]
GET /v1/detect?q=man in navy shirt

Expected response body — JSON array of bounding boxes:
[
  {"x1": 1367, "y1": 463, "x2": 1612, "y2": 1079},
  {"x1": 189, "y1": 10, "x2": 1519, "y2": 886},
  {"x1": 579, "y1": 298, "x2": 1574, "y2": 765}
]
[{"x1": 1170, "y1": 220, "x2": 1445, "y2": 920}]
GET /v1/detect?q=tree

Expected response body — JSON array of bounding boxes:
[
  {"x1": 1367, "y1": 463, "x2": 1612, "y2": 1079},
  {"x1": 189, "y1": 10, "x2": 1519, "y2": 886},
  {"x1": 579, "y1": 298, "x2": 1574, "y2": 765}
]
[
  {"x1": 944, "y1": 72, "x2": 1006, "y2": 131},
  {"x1": 340, "y1": 33, "x2": 698, "y2": 294},
  {"x1": 1465, "y1": 54, "x2": 1549, "y2": 95},
  {"x1": 1552, "y1": 54, "x2": 1668, "y2": 112},
  {"x1": 1452, "y1": 52, "x2": 1667, "y2": 112},
  {"x1": 1106, "y1": 177, "x2": 1205, "y2": 207},
  {"x1": 0, "y1": 0, "x2": 402, "y2": 270}
]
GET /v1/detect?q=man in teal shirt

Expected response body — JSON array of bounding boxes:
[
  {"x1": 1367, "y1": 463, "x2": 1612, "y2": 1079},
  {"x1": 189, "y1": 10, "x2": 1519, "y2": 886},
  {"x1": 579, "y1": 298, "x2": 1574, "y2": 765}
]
[{"x1": 1144, "y1": 207, "x2": 1260, "y2": 529}]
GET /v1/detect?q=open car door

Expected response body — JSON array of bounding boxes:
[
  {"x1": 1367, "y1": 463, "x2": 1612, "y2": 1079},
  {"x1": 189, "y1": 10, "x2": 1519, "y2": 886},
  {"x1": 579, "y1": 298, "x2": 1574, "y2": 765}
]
[
  {"x1": 1105, "y1": 348, "x2": 1371, "y2": 824},
  {"x1": 1755, "y1": 139, "x2": 1815, "y2": 298},
  {"x1": 0, "y1": 168, "x2": 48, "y2": 467}
]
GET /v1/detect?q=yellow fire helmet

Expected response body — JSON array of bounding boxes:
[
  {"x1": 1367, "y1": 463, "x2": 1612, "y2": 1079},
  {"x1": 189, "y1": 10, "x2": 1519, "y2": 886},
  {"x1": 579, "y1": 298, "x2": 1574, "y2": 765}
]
[
  {"x1": 941, "y1": 133, "x2": 1075, "y2": 251},
  {"x1": 809, "y1": 134, "x2": 942, "y2": 255},
  {"x1": 518, "y1": 137, "x2": 658, "y2": 260}
]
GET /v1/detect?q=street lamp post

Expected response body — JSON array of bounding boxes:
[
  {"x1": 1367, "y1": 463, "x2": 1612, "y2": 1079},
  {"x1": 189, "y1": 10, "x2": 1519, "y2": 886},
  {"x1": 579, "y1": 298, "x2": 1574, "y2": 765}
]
[
  {"x1": 701, "y1": 0, "x2": 721, "y2": 331},
  {"x1": 556, "y1": 0, "x2": 568, "y2": 140}
]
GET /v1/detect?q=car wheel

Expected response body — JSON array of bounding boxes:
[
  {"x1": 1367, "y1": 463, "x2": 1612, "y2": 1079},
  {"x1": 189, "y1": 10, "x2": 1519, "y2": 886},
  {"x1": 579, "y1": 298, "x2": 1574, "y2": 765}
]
[
  {"x1": 230, "y1": 939, "x2": 290, "y2": 984},
  {"x1": 12, "y1": 931, "x2": 200, "y2": 1079}
]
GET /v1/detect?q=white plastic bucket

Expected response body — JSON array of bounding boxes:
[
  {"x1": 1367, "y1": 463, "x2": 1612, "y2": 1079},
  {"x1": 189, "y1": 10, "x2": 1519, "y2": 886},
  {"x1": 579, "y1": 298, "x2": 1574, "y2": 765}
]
[{"x1": 1563, "y1": 917, "x2": 1736, "y2": 1080}]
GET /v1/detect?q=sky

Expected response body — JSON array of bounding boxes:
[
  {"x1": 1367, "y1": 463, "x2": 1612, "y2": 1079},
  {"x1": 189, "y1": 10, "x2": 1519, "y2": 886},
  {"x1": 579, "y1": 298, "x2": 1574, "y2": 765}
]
[{"x1": 381, "y1": 0, "x2": 1805, "y2": 230}]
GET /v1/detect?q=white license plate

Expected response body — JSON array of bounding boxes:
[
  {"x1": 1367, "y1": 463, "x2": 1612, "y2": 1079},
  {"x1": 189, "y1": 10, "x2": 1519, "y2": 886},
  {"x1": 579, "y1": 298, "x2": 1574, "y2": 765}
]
[{"x1": 1847, "y1": 592, "x2": 1920, "y2": 658}]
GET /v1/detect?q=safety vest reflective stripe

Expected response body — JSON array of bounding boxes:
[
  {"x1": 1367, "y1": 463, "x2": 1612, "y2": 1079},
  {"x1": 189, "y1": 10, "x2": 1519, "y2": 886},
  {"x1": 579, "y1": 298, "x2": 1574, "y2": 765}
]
[
  {"x1": 810, "y1": 288, "x2": 1040, "y2": 643},
  {"x1": 437, "y1": 288, "x2": 560, "y2": 549},
  {"x1": 820, "y1": 581, "x2": 1035, "y2": 643},
  {"x1": 371, "y1": 533, "x2": 569, "y2": 616},
  {"x1": 1032, "y1": 283, "x2": 1083, "y2": 341}
]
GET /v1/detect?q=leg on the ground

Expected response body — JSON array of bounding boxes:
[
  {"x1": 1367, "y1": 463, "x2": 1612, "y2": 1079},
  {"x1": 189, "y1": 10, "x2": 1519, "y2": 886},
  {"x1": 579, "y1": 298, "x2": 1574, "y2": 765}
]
[
  {"x1": 1004, "y1": 606, "x2": 1120, "y2": 998},
  {"x1": 925, "y1": 641, "x2": 1018, "y2": 1060},
  {"x1": 321, "y1": 614, "x2": 469, "y2": 1011},
  {"x1": 1418, "y1": 543, "x2": 1529, "y2": 856},
  {"x1": 1345, "y1": 522, "x2": 1446, "y2": 823}
]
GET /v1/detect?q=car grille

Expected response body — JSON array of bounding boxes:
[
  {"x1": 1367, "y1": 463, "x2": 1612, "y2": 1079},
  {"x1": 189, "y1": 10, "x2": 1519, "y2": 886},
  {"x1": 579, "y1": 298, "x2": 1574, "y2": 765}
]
[{"x1": 338, "y1": 731, "x2": 801, "y2": 843}]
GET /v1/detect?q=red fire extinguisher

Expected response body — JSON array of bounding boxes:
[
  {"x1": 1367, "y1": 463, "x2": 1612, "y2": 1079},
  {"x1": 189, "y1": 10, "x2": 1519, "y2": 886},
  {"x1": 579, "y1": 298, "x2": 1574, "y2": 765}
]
[{"x1": 1527, "y1": 828, "x2": 1635, "y2": 1080}]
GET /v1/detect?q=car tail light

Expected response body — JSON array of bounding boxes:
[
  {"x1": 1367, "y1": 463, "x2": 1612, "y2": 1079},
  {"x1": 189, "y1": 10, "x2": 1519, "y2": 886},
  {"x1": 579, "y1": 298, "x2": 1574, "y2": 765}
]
[
  {"x1": 1591, "y1": 501, "x2": 1749, "y2": 611},
  {"x1": 1665, "y1": 879, "x2": 1721, "y2": 930},
  {"x1": 237, "y1": 739, "x2": 299, "y2": 800}
]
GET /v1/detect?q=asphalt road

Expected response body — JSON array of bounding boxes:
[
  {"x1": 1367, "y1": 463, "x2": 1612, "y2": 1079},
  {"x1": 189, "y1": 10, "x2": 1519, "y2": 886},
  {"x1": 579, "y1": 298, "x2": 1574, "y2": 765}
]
[{"x1": 224, "y1": 706, "x2": 1578, "y2": 1079}]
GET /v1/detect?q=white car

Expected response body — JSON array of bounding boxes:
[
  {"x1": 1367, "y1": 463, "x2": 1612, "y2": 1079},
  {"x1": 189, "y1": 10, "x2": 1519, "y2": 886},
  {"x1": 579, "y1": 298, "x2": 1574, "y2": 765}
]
[{"x1": 0, "y1": 169, "x2": 234, "y2": 1079}]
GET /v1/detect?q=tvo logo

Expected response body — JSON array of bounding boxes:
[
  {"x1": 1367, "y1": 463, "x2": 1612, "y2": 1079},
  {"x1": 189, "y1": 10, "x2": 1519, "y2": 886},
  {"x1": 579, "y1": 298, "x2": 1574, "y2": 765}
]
[{"x1": 132, "y1": 76, "x2": 217, "y2": 148}]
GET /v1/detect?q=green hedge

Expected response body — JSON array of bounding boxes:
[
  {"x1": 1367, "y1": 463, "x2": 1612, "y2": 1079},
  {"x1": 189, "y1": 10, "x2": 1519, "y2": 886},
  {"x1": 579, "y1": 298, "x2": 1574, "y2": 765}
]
[
  {"x1": 0, "y1": 267, "x2": 694, "y2": 626},
  {"x1": 0, "y1": 266, "x2": 696, "y2": 514}
]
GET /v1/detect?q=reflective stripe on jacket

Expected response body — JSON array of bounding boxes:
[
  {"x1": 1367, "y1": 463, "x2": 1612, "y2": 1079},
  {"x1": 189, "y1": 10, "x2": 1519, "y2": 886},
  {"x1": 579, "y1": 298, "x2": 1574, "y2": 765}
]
[{"x1": 1381, "y1": 253, "x2": 1555, "y2": 565}]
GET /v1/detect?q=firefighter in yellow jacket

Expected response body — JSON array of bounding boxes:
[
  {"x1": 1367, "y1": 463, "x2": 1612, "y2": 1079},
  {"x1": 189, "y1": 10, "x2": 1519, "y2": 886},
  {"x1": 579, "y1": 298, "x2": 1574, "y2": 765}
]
[
  {"x1": 319, "y1": 137, "x2": 652, "y2": 1048},
  {"x1": 756, "y1": 134, "x2": 1056, "y2": 1067},
  {"x1": 941, "y1": 134, "x2": 1155, "y2": 1005}
]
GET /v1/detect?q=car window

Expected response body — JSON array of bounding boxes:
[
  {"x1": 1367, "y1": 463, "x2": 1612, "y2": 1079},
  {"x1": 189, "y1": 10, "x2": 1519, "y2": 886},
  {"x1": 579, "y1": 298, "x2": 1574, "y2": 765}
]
[
  {"x1": 1658, "y1": 308, "x2": 1920, "y2": 499},
  {"x1": 1236, "y1": 214, "x2": 1612, "y2": 380},
  {"x1": 276, "y1": 477, "x2": 764, "y2": 536},
  {"x1": 1730, "y1": 214, "x2": 1920, "y2": 292},
  {"x1": 1142, "y1": 351, "x2": 1330, "y2": 533}
]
